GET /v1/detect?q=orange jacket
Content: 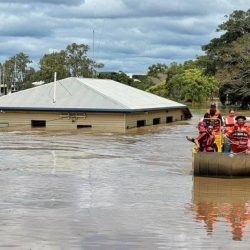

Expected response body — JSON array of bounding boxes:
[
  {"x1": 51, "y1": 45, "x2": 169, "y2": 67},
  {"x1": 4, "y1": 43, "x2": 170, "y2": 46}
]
[
  {"x1": 224, "y1": 115, "x2": 235, "y2": 127},
  {"x1": 227, "y1": 124, "x2": 249, "y2": 153},
  {"x1": 223, "y1": 115, "x2": 236, "y2": 134},
  {"x1": 204, "y1": 110, "x2": 222, "y2": 133}
]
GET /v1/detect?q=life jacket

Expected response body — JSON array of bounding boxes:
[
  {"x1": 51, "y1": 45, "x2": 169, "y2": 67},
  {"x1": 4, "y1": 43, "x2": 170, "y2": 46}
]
[
  {"x1": 204, "y1": 110, "x2": 222, "y2": 133},
  {"x1": 223, "y1": 116, "x2": 236, "y2": 135},
  {"x1": 247, "y1": 139, "x2": 250, "y2": 154},
  {"x1": 196, "y1": 131, "x2": 216, "y2": 152},
  {"x1": 229, "y1": 124, "x2": 249, "y2": 153},
  {"x1": 224, "y1": 116, "x2": 235, "y2": 128}
]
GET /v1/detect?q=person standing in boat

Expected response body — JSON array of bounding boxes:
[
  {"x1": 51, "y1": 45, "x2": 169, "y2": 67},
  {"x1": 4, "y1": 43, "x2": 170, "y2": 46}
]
[
  {"x1": 223, "y1": 109, "x2": 236, "y2": 152},
  {"x1": 203, "y1": 103, "x2": 223, "y2": 134},
  {"x1": 226, "y1": 115, "x2": 249, "y2": 153},
  {"x1": 186, "y1": 123, "x2": 216, "y2": 152}
]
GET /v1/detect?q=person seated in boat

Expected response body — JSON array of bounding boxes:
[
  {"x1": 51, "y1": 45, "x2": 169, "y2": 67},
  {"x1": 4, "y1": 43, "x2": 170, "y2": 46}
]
[
  {"x1": 222, "y1": 109, "x2": 236, "y2": 152},
  {"x1": 226, "y1": 115, "x2": 249, "y2": 153},
  {"x1": 223, "y1": 109, "x2": 236, "y2": 128},
  {"x1": 246, "y1": 139, "x2": 250, "y2": 155},
  {"x1": 186, "y1": 121, "x2": 207, "y2": 143},
  {"x1": 186, "y1": 123, "x2": 217, "y2": 152},
  {"x1": 203, "y1": 103, "x2": 223, "y2": 134}
]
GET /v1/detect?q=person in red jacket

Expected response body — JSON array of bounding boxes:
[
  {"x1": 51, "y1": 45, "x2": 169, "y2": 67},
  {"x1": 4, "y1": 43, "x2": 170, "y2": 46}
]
[
  {"x1": 203, "y1": 103, "x2": 223, "y2": 134},
  {"x1": 246, "y1": 139, "x2": 250, "y2": 154},
  {"x1": 226, "y1": 115, "x2": 249, "y2": 153},
  {"x1": 223, "y1": 109, "x2": 236, "y2": 152},
  {"x1": 223, "y1": 109, "x2": 236, "y2": 129},
  {"x1": 186, "y1": 122, "x2": 216, "y2": 152}
]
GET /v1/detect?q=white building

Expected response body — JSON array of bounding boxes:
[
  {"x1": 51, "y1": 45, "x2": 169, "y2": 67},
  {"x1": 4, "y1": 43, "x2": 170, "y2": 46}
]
[{"x1": 0, "y1": 77, "x2": 191, "y2": 132}]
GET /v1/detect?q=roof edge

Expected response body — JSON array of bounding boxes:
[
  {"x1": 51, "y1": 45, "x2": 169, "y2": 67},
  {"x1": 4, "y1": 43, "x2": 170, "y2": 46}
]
[{"x1": 0, "y1": 106, "x2": 190, "y2": 114}]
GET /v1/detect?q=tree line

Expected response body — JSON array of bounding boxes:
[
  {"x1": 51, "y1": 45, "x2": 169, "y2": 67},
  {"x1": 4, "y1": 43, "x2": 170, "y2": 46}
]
[
  {"x1": 143, "y1": 9, "x2": 250, "y2": 108},
  {"x1": 0, "y1": 9, "x2": 249, "y2": 108},
  {"x1": 0, "y1": 43, "x2": 104, "y2": 92}
]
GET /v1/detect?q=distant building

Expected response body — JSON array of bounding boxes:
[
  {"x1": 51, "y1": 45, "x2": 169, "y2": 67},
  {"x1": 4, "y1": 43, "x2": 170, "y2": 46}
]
[
  {"x1": 132, "y1": 74, "x2": 147, "y2": 81},
  {"x1": 0, "y1": 77, "x2": 191, "y2": 132}
]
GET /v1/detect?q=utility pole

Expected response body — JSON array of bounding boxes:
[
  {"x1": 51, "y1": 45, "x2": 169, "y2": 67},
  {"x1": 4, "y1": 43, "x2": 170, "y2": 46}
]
[
  {"x1": 0, "y1": 66, "x2": 2, "y2": 95},
  {"x1": 3, "y1": 65, "x2": 6, "y2": 95},
  {"x1": 92, "y1": 29, "x2": 95, "y2": 78},
  {"x1": 0, "y1": 66, "x2": 1, "y2": 88},
  {"x1": 13, "y1": 57, "x2": 17, "y2": 92},
  {"x1": 53, "y1": 72, "x2": 57, "y2": 103}
]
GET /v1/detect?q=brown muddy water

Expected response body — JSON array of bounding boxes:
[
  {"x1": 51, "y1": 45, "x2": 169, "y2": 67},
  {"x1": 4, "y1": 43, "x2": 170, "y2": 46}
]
[{"x1": 0, "y1": 109, "x2": 250, "y2": 249}]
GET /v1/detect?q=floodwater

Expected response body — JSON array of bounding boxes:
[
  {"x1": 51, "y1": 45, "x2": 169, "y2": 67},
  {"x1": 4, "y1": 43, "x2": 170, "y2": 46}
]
[{"x1": 0, "y1": 109, "x2": 250, "y2": 249}]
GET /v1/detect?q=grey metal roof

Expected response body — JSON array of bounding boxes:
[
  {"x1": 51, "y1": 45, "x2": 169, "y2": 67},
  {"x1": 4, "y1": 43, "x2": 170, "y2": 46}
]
[{"x1": 0, "y1": 77, "x2": 187, "y2": 112}]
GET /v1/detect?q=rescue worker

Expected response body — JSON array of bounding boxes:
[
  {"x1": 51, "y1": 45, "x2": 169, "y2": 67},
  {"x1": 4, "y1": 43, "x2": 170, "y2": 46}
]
[
  {"x1": 223, "y1": 109, "x2": 236, "y2": 152},
  {"x1": 223, "y1": 109, "x2": 236, "y2": 128},
  {"x1": 186, "y1": 121, "x2": 207, "y2": 143},
  {"x1": 246, "y1": 139, "x2": 250, "y2": 155},
  {"x1": 203, "y1": 103, "x2": 223, "y2": 134},
  {"x1": 186, "y1": 122, "x2": 216, "y2": 152},
  {"x1": 226, "y1": 115, "x2": 249, "y2": 153}
]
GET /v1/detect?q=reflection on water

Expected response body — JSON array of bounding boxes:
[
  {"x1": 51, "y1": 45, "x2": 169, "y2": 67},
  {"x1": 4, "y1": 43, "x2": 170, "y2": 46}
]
[{"x1": 192, "y1": 177, "x2": 250, "y2": 241}]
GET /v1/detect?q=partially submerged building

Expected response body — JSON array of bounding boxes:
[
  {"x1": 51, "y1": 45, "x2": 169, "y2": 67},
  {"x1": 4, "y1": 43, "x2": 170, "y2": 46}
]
[{"x1": 0, "y1": 77, "x2": 191, "y2": 132}]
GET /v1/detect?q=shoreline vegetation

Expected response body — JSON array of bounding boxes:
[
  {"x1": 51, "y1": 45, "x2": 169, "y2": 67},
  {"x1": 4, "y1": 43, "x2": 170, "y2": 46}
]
[
  {"x1": 0, "y1": 9, "x2": 249, "y2": 109},
  {"x1": 187, "y1": 102, "x2": 250, "y2": 116}
]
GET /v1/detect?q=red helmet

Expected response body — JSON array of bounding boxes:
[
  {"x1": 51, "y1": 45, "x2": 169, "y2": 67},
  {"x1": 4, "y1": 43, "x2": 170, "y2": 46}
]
[{"x1": 197, "y1": 121, "x2": 207, "y2": 128}]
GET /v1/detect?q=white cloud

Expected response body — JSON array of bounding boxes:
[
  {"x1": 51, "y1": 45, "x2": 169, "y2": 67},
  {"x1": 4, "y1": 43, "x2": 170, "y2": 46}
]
[{"x1": 0, "y1": 0, "x2": 249, "y2": 74}]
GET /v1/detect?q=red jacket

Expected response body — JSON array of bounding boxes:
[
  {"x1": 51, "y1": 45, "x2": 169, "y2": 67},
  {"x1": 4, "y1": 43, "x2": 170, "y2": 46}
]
[
  {"x1": 223, "y1": 115, "x2": 236, "y2": 134},
  {"x1": 196, "y1": 131, "x2": 216, "y2": 152},
  {"x1": 204, "y1": 110, "x2": 222, "y2": 134},
  {"x1": 227, "y1": 124, "x2": 249, "y2": 153},
  {"x1": 224, "y1": 115, "x2": 235, "y2": 127}
]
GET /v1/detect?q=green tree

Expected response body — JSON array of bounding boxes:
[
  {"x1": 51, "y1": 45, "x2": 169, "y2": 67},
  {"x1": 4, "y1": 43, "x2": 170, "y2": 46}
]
[
  {"x1": 98, "y1": 71, "x2": 135, "y2": 86},
  {"x1": 217, "y1": 33, "x2": 250, "y2": 108},
  {"x1": 183, "y1": 69, "x2": 218, "y2": 103},
  {"x1": 168, "y1": 68, "x2": 219, "y2": 103},
  {"x1": 22, "y1": 67, "x2": 38, "y2": 90},
  {"x1": 147, "y1": 63, "x2": 168, "y2": 77},
  {"x1": 65, "y1": 43, "x2": 104, "y2": 78},
  {"x1": 39, "y1": 51, "x2": 69, "y2": 83},
  {"x1": 200, "y1": 9, "x2": 250, "y2": 107},
  {"x1": 202, "y1": 9, "x2": 250, "y2": 76},
  {"x1": 2, "y1": 52, "x2": 32, "y2": 91},
  {"x1": 147, "y1": 82, "x2": 167, "y2": 97},
  {"x1": 165, "y1": 63, "x2": 185, "y2": 97},
  {"x1": 131, "y1": 76, "x2": 153, "y2": 91}
]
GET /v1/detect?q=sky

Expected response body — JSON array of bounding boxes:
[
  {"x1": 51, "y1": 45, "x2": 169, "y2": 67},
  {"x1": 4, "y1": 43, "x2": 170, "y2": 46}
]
[{"x1": 0, "y1": 0, "x2": 249, "y2": 74}]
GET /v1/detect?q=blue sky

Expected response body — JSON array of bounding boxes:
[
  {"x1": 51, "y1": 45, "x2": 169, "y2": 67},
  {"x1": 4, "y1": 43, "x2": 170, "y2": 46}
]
[{"x1": 0, "y1": 0, "x2": 249, "y2": 74}]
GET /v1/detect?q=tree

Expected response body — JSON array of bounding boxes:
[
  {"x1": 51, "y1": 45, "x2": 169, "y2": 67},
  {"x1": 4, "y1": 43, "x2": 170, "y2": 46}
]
[
  {"x1": 216, "y1": 33, "x2": 250, "y2": 83},
  {"x1": 147, "y1": 82, "x2": 167, "y2": 97},
  {"x1": 165, "y1": 62, "x2": 185, "y2": 97},
  {"x1": 183, "y1": 69, "x2": 219, "y2": 103},
  {"x1": 98, "y1": 71, "x2": 135, "y2": 86},
  {"x1": 214, "y1": 32, "x2": 250, "y2": 108},
  {"x1": 216, "y1": 33, "x2": 250, "y2": 108},
  {"x1": 2, "y1": 52, "x2": 32, "y2": 91},
  {"x1": 22, "y1": 67, "x2": 38, "y2": 90},
  {"x1": 65, "y1": 43, "x2": 104, "y2": 78},
  {"x1": 147, "y1": 63, "x2": 168, "y2": 77},
  {"x1": 200, "y1": 9, "x2": 250, "y2": 107},
  {"x1": 201, "y1": 9, "x2": 250, "y2": 76},
  {"x1": 168, "y1": 68, "x2": 219, "y2": 103},
  {"x1": 39, "y1": 51, "x2": 69, "y2": 83}
]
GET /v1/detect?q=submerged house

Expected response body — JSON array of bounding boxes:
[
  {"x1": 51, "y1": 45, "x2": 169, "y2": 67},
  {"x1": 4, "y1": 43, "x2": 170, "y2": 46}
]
[{"x1": 0, "y1": 77, "x2": 191, "y2": 132}]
